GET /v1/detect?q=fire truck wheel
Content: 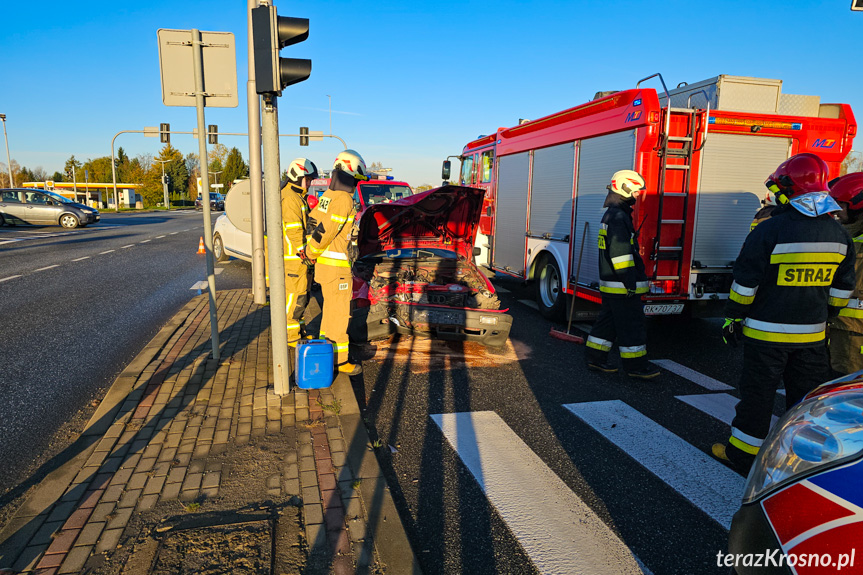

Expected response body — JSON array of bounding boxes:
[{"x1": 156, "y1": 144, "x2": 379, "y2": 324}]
[{"x1": 535, "y1": 255, "x2": 565, "y2": 320}]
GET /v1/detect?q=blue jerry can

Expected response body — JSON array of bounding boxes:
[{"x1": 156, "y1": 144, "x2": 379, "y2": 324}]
[{"x1": 295, "y1": 340, "x2": 334, "y2": 389}]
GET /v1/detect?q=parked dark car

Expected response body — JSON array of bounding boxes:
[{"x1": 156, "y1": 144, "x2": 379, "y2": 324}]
[
  {"x1": 349, "y1": 185, "x2": 512, "y2": 347},
  {"x1": 195, "y1": 192, "x2": 225, "y2": 211},
  {"x1": 727, "y1": 371, "x2": 863, "y2": 574},
  {"x1": 0, "y1": 188, "x2": 100, "y2": 228}
]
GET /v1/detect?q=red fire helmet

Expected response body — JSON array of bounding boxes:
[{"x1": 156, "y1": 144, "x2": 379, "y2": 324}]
[
  {"x1": 829, "y1": 172, "x2": 863, "y2": 212},
  {"x1": 765, "y1": 153, "x2": 830, "y2": 198}
]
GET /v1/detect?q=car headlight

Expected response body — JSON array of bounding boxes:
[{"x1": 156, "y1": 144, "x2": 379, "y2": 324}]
[{"x1": 742, "y1": 385, "x2": 863, "y2": 503}]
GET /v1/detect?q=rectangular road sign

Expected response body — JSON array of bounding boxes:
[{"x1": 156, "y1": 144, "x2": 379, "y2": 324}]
[
  {"x1": 143, "y1": 126, "x2": 160, "y2": 137},
  {"x1": 309, "y1": 130, "x2": 324, "y2": 141},
  {"x1": 157, "y1": 29, "x2": 238, "y2": 108}
]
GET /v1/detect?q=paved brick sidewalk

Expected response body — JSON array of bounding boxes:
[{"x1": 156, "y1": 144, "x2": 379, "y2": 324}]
[{"x1": 0, "y1": 289, "x2": 420, "y2": 574}]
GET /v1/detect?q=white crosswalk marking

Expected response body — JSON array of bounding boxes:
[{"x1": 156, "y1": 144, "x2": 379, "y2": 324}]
[
  {"x1": 565, "y1": 400, "x2": 744, "y2": 529},
  {"x1": 190, "y1": 281, "x2": 208, "y2": 290},
  {"x1": 431, "y1": 411, "x2": 648, "y2": 575},
  {"x1": 676, "y1": 393, "x2": 778, "y2": 428},
  {"x1": 651, "y1": 359, "x2": 733, "y2": 391}
]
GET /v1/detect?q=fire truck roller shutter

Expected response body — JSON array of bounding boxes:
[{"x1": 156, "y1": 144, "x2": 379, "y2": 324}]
[
  {"x1": 493, "y1": 151, "x2": 531, "y2": 275},
  {"x1": 528, "y1": 142, "x2": 576, "y2": 319},
  {"x1": 573, "y1": 130, "x2": 637, "y2": 289},
  {"x1": 693, "y1": 133, "x2": 790, "y2": 268}
]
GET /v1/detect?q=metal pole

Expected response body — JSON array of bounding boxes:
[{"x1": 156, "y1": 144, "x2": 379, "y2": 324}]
[
  {"x1": 248, "y1": 0, "x2": 268, "y2": 305},
  {"x1": 110, "y1": 134, "x2": 120, "y2": 212},
  {"x1": 192, "y1": 28, "x2": 221, "y2": 362},
  {"x1": 72, "y1": 164, "x2": 77, "y2": 201},
  {"x1": 262, "y1": 93, "x2": 291, "y2": 395},
  {"x1": 1, "y1": 115, "x2": 13, "y2": 187},
  {"x1": 162, "y1": 162, "x2": 169, "y2": 208},
  {"x1": 85, "y1": 170, "x2": 89, "y2": 206}
]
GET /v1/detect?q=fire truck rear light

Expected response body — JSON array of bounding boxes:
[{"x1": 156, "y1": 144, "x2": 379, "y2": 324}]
[
  {"x1": 649, "y1": 111, "x2": 660, "y2": 123},
  {"x1": 649, "y1": 280, "x2": 680, "y2": 294}
]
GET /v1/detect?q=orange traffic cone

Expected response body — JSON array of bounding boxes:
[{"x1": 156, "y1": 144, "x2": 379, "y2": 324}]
[{"x1": 197, "y1": 237, "x2": 206, "y2": 254}]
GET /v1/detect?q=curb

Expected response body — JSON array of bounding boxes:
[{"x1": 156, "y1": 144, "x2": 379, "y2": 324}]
[{"x1": 330, "y1": 376, "x2": 422, "y2": 575}]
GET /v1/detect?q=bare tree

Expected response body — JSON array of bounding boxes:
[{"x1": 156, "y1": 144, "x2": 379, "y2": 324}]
[{"x1": 136, "y1": 153, "x2": 153, "y2": 172}]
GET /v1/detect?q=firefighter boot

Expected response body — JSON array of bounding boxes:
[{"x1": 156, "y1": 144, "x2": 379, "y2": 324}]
[
  {"x1": 625, "y1": 365, "x2": 661, "y2": 380},
  {"x1": 711, "y1": 443, "x2": 756, "y2": 475},
  {"x1": 587, "y1": 360, "x2": 618, "y2": 373},
  {"x1": 337, "y1": 361, "x2": 362, "y2": 376}
]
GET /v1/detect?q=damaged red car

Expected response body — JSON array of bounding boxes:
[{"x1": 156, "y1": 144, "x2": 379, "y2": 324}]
[{"x1": 348, "y1": 185, "x2": 512, "y2": 347}]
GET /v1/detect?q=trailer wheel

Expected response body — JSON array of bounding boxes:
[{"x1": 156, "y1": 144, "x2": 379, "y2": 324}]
[{"x1": 535, "y1": 255, "x2": 566, "y2": 320}]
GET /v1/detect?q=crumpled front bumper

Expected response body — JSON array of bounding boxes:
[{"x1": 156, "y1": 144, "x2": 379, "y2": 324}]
[{"x1": 350, "y1": 303, "x2": 512, "y2": 347}]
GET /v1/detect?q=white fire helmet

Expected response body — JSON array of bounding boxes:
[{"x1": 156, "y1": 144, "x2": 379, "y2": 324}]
[
  {"x1": 333, "y1": 149, "x2": 369, "y2": 181},
  {"x1": 286, "y1": 158, "x2": 318, "y2": 185},
  {"x1": 608, "y1": 170, "x2": 646, "y2": 198},
  {"x1": 763, "y1": 190, "x2": 777, "y2": 206}
]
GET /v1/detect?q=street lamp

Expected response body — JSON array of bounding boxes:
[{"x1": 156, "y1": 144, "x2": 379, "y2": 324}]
[
  {"x1": 0, "y1": 114, "x2": 13, "y2": 188},
  {"x1": 154, "y1": 159, "x2": 171, "y2": 208}
]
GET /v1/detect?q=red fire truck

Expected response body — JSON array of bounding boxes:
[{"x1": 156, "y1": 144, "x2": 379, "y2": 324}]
[{"x1": 448, "y1": 74, "x2": 857, "y2": 319}]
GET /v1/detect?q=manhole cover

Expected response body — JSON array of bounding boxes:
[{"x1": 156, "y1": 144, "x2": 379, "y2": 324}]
[{"x1": 150, "y1": 512, "x2": 273, "y2": 575}]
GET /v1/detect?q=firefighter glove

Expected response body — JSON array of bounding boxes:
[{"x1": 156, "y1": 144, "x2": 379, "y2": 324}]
[
  {"x1": 722, "y1": 318, "x2": 743, "y2": 347},
  {"x1": 625, "y1": 289, "x2": 636, "y2": 298},
  {"x1": 297, "y1": 248, "x2": 314, "y2": 267}
]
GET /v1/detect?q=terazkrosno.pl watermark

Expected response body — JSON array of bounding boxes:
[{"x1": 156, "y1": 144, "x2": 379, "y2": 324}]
[{"x1": 717, "y1": 549, "x2": 856, "y2": 570}]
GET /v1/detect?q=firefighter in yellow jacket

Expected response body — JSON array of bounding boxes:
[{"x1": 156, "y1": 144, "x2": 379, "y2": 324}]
[
  {"x1": 300, "y1": 150, "x2": 367, "y2": 376},
  {"x1": 828, "y1": 172, "x2": 863, "y2": 375},
  {"x1": 281, "y1": 158, "x2": 318, "y2": 346}
]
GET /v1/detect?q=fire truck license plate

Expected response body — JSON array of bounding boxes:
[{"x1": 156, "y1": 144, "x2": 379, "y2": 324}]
[{"x1": 644, "y1": 303, "x2": 684, "y2": 315}]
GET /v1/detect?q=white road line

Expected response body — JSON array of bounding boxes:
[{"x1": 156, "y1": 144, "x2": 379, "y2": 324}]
[
  {"x1": 99, "y1": 250, "x2": 115, "y2": 255},
  {"x1": 214, "y1": 268, "x2": 223, "y2": 275},
  {"x1": 676, "y1": 393, "x2": 778, "y2": 428},
  {"x1": 565, "y1": 400, "x2": 744, "y2": 530},
  {"x1": 34, "y1": 265, "x2": 60, "y2": 272},
  {"x1": 121, "y1": 244, "x2": 134, "y2": 249},
  {"x1": 71, "y1": 256, "x2": 90, "y2": 262},
  {"x1": 0, "y1": 275, "x2": 22, "y2": 283},
  {"x1": 651, "y1": 359, "x2": 733, "y2": 391},
  {"x1": 190, "y1": 281, "x2": 208, "y2": 290},
  {"x1": 139, "y1": 240, "x2": 151, "y2": 243},
  {"x1": 0, "y1": 239, "x2": 23, "y2": 245},
  {"x1": 495, "y1": 285, "x2": 511, "y2": 294},
  {"x1": 518, "y1": 299, "x2": 539, "y2": 311},
  {"x1": 431, "y1": 411, "x2": 648, "y2": 575},
  {"x1": 169, "y1": 232, "x2": 178, "y2": 235},
  {"x1": 156, "y1": 235, "x2": 166, "y2": 239}
]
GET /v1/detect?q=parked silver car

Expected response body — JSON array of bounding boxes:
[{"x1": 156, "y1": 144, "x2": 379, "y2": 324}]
[{"x1": 0, "y1": 188, "x2": 100, "y2": 228}]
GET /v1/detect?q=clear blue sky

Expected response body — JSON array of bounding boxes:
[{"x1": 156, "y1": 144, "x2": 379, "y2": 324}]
[{"x1": 1, "y1": 0, "x2": 861, "y2": 187}]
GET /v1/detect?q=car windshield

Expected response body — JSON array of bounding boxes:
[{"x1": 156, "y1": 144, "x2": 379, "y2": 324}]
[
  {"x1": 210, "y1": 193, "x2": 220, "y2": 200},
  {"x1": 364, "y1": 248, "x2": 458, "y2": 260},
  {"x1": 308, "y1": 184, "x2": 328, "y2": 198},
  {"x1": 42, "y1": 190, "x2": 74, "y2": 203},
  {"x1": 360, "y1": 185, "x2": 412, "y2": 206}
]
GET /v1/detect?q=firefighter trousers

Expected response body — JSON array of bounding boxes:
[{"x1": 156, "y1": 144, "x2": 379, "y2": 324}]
[
  {"x1": 285, "y1": 262, "x2": 309, "y2": 346},
  {"x1": 829, "y1": 328, "x2": 863, "y2": 376},
  {"x1": 585, "y1": 296, "x2": 649, "y2": 371},
  {"x1": 315, "y1": 263, "x2": 352, "y2": 364},
  {"x1": 728, "y1": 342, "x2": 829, "y2": 461}
]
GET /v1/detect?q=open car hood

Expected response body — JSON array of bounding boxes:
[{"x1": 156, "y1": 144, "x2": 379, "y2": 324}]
[{"x1": 357, "y1": 185, "x2": 484, "y2": 260}]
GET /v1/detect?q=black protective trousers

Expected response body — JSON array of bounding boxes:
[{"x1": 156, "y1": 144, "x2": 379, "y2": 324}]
[
  {"x1": 585, "y1": 296, "x2": 649, "y2": 371},
  {"x1": 729, "y1": 342, "x2": 829, "y2": 457}
]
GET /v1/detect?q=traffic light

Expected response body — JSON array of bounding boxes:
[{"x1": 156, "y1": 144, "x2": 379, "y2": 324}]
[
  {"x1": 160, "y1": 123, "x2": 170, "y2": 144},
  {"x1": 161, "y1": 174, "x2": 167, "y2": 185},
  {"x1": 251, "y1": 5, "x2": 311, "y2": 95},
  {"x1": 853, "y1": 0, "x2": 863, "y2": 10},
  {"x1": 208, "y1": 125, "x2": 218, "y2": 144},
  {"x1": 166, "y1": 174, "x2": 173, "y2": 189},
  {"x1": 299, "y1": 126, "x2": 309, "y2": 146}
]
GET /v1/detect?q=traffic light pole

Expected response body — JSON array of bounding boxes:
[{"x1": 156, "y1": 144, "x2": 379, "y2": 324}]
[
  {"x1": 192, "y1": 28, "x2": 221, "y2": 362},
  {"x1": 248, "y1": 0, "x2": 268, "y2": 306},
  {"x1": 261, "y1": 94, "x2": 291, "y2": 396}
]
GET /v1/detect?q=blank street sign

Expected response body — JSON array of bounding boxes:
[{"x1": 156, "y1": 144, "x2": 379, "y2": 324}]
[
  {"x1": 157, "y1": 29, "x2": 238, "y2": 108},
  {"x1": 143, "y1": 126, "x2": 160, "y2": 137}
]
